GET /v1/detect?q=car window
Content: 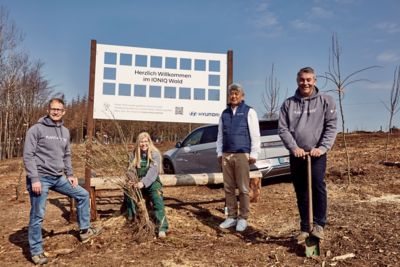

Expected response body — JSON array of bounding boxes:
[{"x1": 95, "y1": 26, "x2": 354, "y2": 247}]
[
  {"x1": 200, "y1": 125, "x2": 218, "y2": 144},
  {"x1": 182, "y1": 128, "x2": 204, "y2": 147},
  {"x1": 259, "y1": 120, "x2": 278, "y2": 136}
]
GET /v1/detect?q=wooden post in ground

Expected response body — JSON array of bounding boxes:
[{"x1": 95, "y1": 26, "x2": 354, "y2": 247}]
[{"x1": 86, "y1": 39, "x2": 98, "y2": 221}]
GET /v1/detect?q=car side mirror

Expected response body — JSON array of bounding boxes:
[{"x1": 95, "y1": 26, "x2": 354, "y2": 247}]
[{"x1": 175, "y1": 142, "x2": 182, "y2": 148}]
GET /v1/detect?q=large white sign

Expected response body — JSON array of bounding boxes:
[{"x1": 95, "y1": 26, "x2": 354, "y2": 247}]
[{"x1": 93, "y1": 43, "x2": 227, "y2": 124}]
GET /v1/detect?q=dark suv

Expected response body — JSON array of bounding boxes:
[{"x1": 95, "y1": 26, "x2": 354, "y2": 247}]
[{"x1": 162, "y1": 120, "x2": 290, "y2": 179}]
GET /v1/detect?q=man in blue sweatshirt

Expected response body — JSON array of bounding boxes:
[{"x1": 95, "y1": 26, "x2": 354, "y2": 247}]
[
  {"x1": 278, "y1": 67, "x2": 337, "y2": 244},
  {"x1": 23, "y1": 98, "x2": 101, "y2": 265}
]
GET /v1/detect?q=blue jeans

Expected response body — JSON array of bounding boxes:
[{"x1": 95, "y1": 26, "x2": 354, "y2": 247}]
[
  {"x1": 26, "y1": 175, "x2": 90, "y2": 256},
  {"x1": 290, "y1": 154, "x2": 327, "y2": 232}
]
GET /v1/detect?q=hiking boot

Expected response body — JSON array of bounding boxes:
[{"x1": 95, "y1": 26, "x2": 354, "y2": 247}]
[
  {"x1": 311, "y1": 224, "x2": 324, "y2": 239},
  {"x1": 31, "y1": 253, "x2": 48, "y2": 265},
  {"x1": 219, "y1": 218, "x2": 237, "y2": 229},
  {"x1": 158, "y1": 231, "x2": 166, "y2": 239},
  {"x1": 235, "y1": 219, "x2": 248, "y2": 232},
  {"x1": 296, "y1": 231, "x2": 310, "y2": 244},
  {"x1": 80, "y1": 226, "x2": 103, "y2": 243}
]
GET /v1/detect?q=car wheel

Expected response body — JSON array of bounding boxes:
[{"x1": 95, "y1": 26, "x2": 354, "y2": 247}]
[{"x1": 163, "y1": 159, "x2": 175, "y2": 174}]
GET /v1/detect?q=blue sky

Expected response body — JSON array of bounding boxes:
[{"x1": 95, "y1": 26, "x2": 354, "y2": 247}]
[{"x1": 2, "y1": 0, "x2": 400, "y2": 131}]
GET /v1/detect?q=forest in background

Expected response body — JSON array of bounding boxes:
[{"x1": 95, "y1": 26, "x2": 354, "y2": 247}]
[{"x1": 0, "y1": 6, "x2": 202, "y2": 160}]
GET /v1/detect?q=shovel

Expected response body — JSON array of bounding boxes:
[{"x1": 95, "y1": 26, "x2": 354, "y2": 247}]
[{"x1": 305, "y1": 154, "x2": 320, "y2": 257}]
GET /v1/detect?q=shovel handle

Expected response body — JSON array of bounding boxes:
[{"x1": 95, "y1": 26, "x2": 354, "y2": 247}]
[{"x1": 307, "y1": 154, "x2": 313, "y2": 232}]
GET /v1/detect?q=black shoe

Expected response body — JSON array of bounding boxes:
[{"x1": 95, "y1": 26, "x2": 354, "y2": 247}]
[{"x1": 31, "y1": 253, "x2": 48, "y2": 265}]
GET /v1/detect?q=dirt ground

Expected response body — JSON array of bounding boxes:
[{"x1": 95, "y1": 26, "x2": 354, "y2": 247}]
[{"x1": 0, "y1": 132, "x2": 399, "y2": 266}]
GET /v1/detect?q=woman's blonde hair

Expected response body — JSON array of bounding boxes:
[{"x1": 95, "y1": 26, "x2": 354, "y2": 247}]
[{"x1": 131, "y1": 132, "x2": 162, "y2": 173}]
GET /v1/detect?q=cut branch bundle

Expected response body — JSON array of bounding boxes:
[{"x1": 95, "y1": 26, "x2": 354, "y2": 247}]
[{"x1": 85, "y1": 140, "x2": 155, "y2": 242}]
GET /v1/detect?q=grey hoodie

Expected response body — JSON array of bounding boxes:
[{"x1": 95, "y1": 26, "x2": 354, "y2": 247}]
[
  {"x1": 278, "y1": 87, "x2": 337, "y2": 155},
  {"x1": 23, "y1": 116, "x2": 73, "y2": 183}
]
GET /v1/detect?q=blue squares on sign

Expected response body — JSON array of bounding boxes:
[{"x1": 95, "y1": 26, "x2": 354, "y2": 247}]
[
  {"x1": 104, "y1": 68, "x2": 116, "y2": 80},
  {"x1": 104, "y1": 52, "x2": 117, "y2": 65},
  {"x1": 103, "y1": 83, "x2": 115, "y2": 95},
  {"x1": 134, "y1": 85, "x2": 146, "y2": 97},
  {"x1": 209, "y1": 60, "x2": 220, "y2": 72},
  {"x1": 208, "y1": 75, "x2": 220, "y2": 86},
  {"x1": 180, "y1": 58, "x2": 191, "y2": 70},
  {"x1": 150, "y1": 56, "x2": 162, "y2": 68},
  {"x1": 179, "y1": 87, "x2": 191, "y2": 99},
  {"x1": 120, "y1": 54, "x2": 132, "y2": 66},
  {"x1": 208, "y1": 89, "x2": 220, "y2": 101},
  {"x1": 102, "y1": 51, "x2": 224, "y2": 104},
  {"x1": 149, "y1": 86, "x2": 161, "y2": 98},
  {"x1": 135, "y1": 55, "x2": 147, "y2": 67},
  {"x1": 165, "y1": 57, "x2": 177, "y2": 69},
  {"x1": 194, "y1": 88, "x2": 206, "y2": 100},
  {"x1": 195, "y1": 59, "x2": 206, "y2": 71},
  {"x1": 118, "y1": 84, "x2": 131, "y2": 96},
  {"x1": 165, "y1": 87, "x2": 176, "y2": 98}
]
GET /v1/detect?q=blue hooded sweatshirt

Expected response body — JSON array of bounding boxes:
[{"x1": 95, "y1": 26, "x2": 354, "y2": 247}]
[{"x1": 23, "y1": 116, "x2": 73, "y2": 183}]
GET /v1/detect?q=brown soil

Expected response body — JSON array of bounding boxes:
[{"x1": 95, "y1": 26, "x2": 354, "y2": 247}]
[{"x1": 0, "y1": 132, "x2": 399, "y2": 266}]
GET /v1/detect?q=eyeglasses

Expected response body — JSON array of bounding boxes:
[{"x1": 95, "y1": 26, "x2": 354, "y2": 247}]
[{"x1": 49, "y1": 108, "x2": 65, "y2": 113}]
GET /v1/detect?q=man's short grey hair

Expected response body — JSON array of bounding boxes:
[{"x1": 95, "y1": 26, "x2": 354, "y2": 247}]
[
  {"x1": 297, "y1": 67, "x2": 316, "y2": 79},
  {"x1": 228, "y1": 83, "x2": 244, "y2": 93}
]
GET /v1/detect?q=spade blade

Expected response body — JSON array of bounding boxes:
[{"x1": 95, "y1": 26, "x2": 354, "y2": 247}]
[{"x1": 305, "y1": 236, "x2": 320, "y2": 257}]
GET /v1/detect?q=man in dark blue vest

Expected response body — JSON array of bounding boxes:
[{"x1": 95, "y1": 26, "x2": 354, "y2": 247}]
[{"x1": 217, "y1": 83, "x2": 260, "y2": 232}]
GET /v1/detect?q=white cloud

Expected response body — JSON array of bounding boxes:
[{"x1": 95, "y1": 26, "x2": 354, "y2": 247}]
[
  {"x1": 334, "y1": 0, "x2": 359, "y2": 4},
  {"x1": 255, "y1": 1, "x2": 270, "y2": 12},
  {"x1": 290, "y1": 19, "x2": 320, "y2": 32},
  {"x1": 375, "y1": 22, "x2": 400, "y2": 34},
  {"x1": 376, "y1": 51, "x2": 400, "y2": 63},
  {"x1": 253, "y1": 1, "x2": 279, "y2": 28},
  {"x1": 249, "y1": 0, "x2": 282, "y2": 37},
  {"x1": 311, "y1": 7, "x2": 333, "y2": 18},
  {"x1": 361, "y1": 81, "x2": 392, "y2": 91},
  {"x1": 254, "y1": 14, "x2": 278, "y2": 28}
]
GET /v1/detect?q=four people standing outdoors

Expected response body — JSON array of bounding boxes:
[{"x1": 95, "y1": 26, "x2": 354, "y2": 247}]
[
  {"x1": 217, "y1": 83, "x2": 261, "y2": 232},
  {"x1": 22, "y1": 70, "x2": 336, "y2": 265},
  {"x1": 278, "y1": 67, "x2": 337, "y2": 243},
  {"x1": 23, "y1": 98, "x2": 102, "y2": 265}
]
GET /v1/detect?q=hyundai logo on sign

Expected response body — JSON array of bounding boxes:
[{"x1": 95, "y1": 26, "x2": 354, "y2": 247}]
[{"x1": 189, "y1": 112, "x2": 219, "y2": 117}]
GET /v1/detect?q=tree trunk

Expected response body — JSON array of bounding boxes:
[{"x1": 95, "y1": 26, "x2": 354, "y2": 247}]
[{"x1": 338, "y1": 92, "x2": 351, "y2": 186}]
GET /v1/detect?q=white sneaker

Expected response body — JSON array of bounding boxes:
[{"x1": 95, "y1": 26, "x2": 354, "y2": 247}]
[
  {"x1": 235, "y1": 219, "x2": 247, "y2": 232},
  {"x1": 219, "y1": 218, "x2": 237, "y2": 229},
  {"x1": 158, "y1": 231, "x2": 166, "y2": 239}
]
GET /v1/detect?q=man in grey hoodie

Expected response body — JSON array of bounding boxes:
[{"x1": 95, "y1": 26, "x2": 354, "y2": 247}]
[
  {"x1": 23, "y1": 98, "x2": 101, "y2": 265},
  {"x1": 278, "y1": 67, "x2": 337, "y2": 244}
]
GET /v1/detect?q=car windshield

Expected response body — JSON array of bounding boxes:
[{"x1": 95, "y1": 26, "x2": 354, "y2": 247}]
[{"x1": 259, "y1": 120, "x2": 278, "y2": 136}]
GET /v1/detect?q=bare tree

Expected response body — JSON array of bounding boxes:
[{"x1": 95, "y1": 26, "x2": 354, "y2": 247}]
[
  {"x1": 382, "y1": 66, "x2": 400, "y2": 161},
  {"x1": 319, "y1": 33, "x2": 379, "y2": 185},
  {"x1": 262, "y1": 63, "x2": 281, "y2": 120},
  {"x1": 0, "y1": 6, "x2": 23, "y2": 159},
  {"x1": 0, "y1": 6, "x2": 51, "y2": 159}
]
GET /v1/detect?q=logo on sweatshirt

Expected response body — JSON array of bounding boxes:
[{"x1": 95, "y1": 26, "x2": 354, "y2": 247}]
[
  {"x1": 45, "y1": 135, "x2": 67, "y2": 142},
  {"x1": 294, "y1": 108, "x2": 317, "y2": 114}
]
